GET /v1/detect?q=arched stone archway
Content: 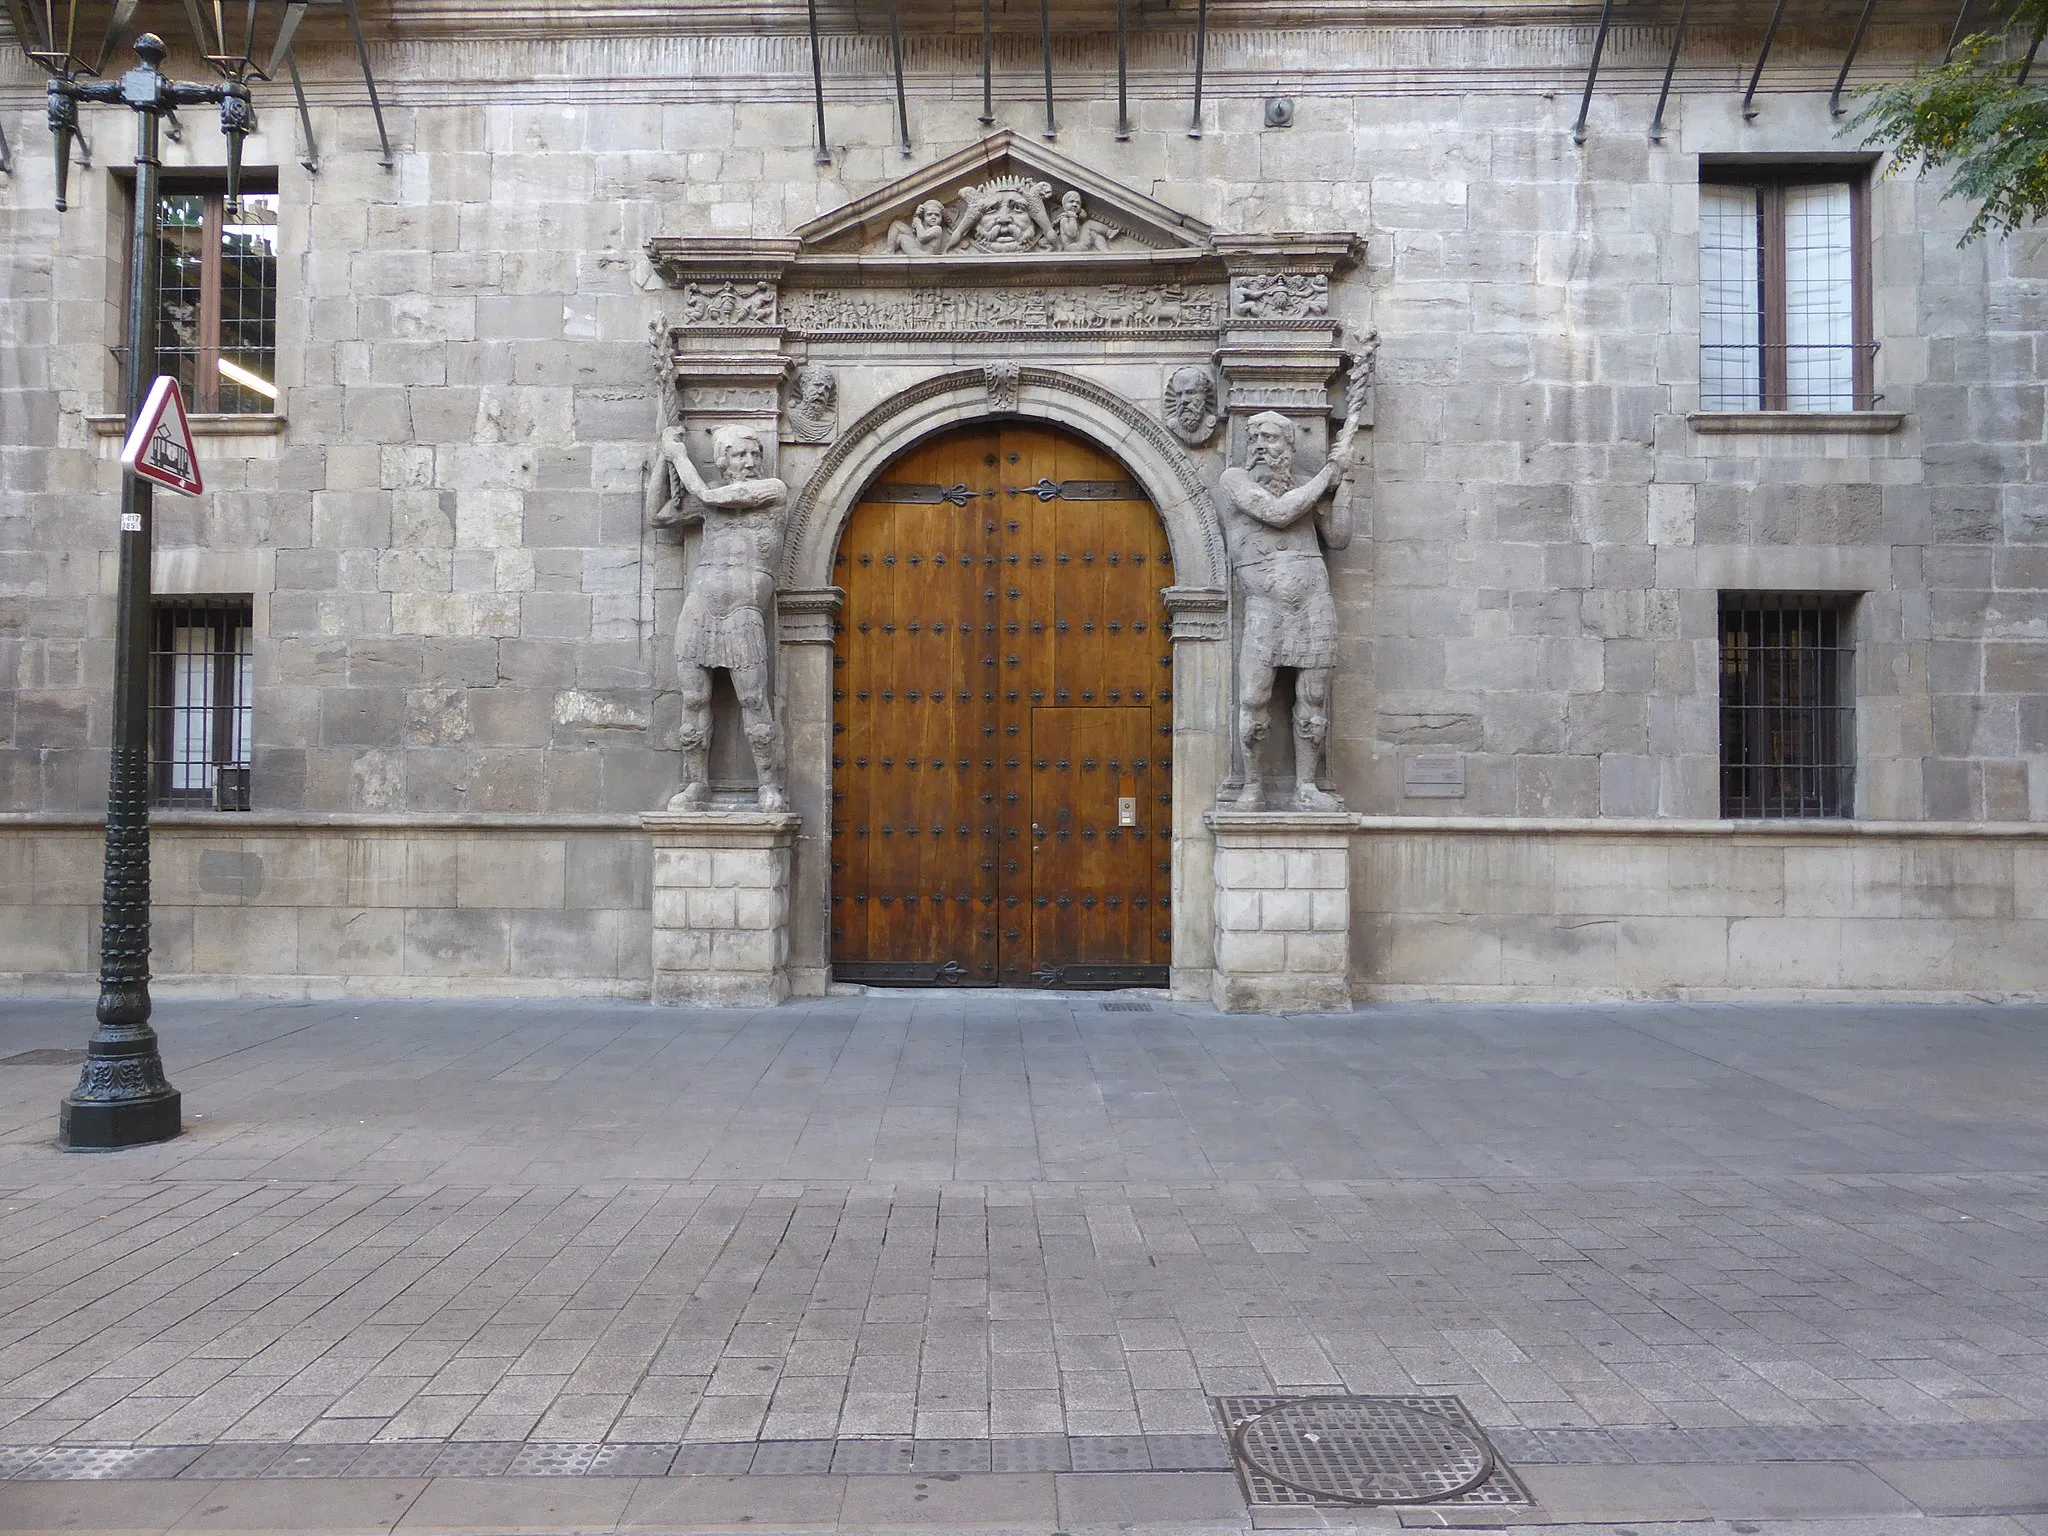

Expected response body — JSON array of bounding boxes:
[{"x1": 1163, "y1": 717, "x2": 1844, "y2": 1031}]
[
  {"x1": 774, "y1": 371, "x2": 1233, "y2": 1002},
  {"x1": 781, "y1": 367, "x2": 1228, "y2": 596}
]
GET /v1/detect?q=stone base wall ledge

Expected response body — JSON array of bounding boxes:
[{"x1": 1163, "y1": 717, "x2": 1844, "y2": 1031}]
[
  {"x1": 643, "y1": 810, "x2": 801, "y2": 1008},
  {"x1": 1206, "y1": 808, "x2": 1364, "y2": 1015}
]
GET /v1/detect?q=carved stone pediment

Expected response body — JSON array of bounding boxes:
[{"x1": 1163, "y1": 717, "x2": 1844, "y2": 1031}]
[{"x1": 787, "y1": 131, "x2": 1215, "y2": 276}]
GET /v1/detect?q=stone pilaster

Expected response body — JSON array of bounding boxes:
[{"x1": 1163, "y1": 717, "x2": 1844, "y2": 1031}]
[
  {"x1": 1206, "y1": 809, "x2": 1360, "y2": 1013},
  {"x1": 644, "y1": 810, "x2": 800, "y2": 1007}
]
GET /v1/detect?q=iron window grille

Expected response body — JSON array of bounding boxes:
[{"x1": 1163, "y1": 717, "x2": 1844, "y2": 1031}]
[
  {"x1": 152, "y1": 599, "x2": 254, "y2": 810},
  {"x1": 1700, "y1": 168, "x2": 1876, "y2": 412},
  {"x1": 1719, "y1": 593, "x2": 1857, "y2": 819},
  {"x1": 148, "y1": 179, "x2": 279, "y2": 414}
]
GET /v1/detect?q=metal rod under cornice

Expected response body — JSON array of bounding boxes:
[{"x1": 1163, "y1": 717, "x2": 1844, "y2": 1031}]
[
  {"x1": 885, "y1": 0, "x2": 909, "y2": 156},
  {"x1": 1190, "y1": 0, "x2": 1208, "y2": 137},
  {"x1": 1742, "y1": 0, "x2": 1790, "y2": 117},
  {"x1": 1116, "y1": 0, "x2": 1130, "y2": 140},
  {"x1": 807, "y1": 0, "x2": 830, "y2": 162},
  {"x1": 342, "y1": 0, "x2": 393, "y2": 167},
  {"x1": 1039, "y1": 0, "x2": 1055, "y2": 138},
  {"x1": 1943, "y1": 0, "x2": 1975, "y2": 60},
  {"x1": 1573, "y1": 0, "x2": 1614, "y2": 142},
  {"x1": 1649, "y1": 0, "x2": 1691, "y2": 140},
  {"x1": 1829, "y1": 0, "x2": 1881, "y2": 115},
  {"x1": 978, "y1": 0, "x2": 993, "y2": 125}
]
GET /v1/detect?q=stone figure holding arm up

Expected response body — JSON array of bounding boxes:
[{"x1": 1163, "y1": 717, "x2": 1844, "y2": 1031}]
[
  {"x1": 1217, "y1": 409, "x2": 1358, "y2": 811},
  {"x1": 648, "y1": 418, "x2": 790, "y2": 813}
]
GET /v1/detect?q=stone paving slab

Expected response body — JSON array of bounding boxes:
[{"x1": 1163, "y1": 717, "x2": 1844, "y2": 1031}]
[{"x1": 0, "y1": 995, "x2": 2044, "y2": 1534}]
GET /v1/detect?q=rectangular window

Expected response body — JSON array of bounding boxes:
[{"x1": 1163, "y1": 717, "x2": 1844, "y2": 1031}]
[
  {"x1": 154, "y1": 185, "x2": 279, "y2": 414},
  {"x1": 152, "y1": 599, "x2": 254, "y2": 810},
  {"x1": 1719, "y1": 594, "x2": 1857, "y2": 819},
  {"x1": 1700, "y1": 169, "x2": 1873, "y2": 411}
]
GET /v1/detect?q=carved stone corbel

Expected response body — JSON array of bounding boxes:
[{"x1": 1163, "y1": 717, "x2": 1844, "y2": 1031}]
[{"x1": 777, "y1": 586, "x2": 845, "y2": 646}]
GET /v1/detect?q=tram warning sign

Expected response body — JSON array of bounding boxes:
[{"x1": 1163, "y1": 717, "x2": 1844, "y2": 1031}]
[{"x1": 119, "y1": 376, "x2": 203, "y2": 497}]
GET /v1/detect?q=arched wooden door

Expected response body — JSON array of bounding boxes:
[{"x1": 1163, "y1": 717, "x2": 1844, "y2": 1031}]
[{"x1": 830, "y1": 422, "x2": 1174, "y2": 988}]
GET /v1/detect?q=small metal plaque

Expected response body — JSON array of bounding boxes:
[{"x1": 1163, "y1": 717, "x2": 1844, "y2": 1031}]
[
  {"x1": 1403, "y1": 752, "x2": 1465, "y2": 798},
  {"x1": 1118, "y1": 795, "x2": 1137, "y2": 826}
]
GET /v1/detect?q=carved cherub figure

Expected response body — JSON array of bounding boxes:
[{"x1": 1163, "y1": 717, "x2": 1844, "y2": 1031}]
[
  {"x1": 1045, "y1": 189, "x2": 1119, "y2": 252},
  {"x1": 884, "y1": 198, "x2": 949, "y2": 255}
]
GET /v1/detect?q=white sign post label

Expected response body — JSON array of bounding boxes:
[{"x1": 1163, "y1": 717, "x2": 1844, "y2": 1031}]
[{"x1": 119, "y1": 375, "x2": 204, "y2": 507}]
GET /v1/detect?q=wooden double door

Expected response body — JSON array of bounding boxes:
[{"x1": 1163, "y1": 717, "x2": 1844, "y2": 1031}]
[{"x1": 830, "y1": 423, "x2": 1174, "y2": 988}]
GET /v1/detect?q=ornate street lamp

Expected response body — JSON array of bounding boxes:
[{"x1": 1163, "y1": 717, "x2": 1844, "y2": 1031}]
[{"x1": 31, "y1": 13, "x2": 254, "y2": 1148}]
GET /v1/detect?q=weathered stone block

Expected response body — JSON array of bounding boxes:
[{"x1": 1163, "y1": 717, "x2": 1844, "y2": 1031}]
[{"x1": 645, "y1": 810, "x2": 798, "y2": 1007}]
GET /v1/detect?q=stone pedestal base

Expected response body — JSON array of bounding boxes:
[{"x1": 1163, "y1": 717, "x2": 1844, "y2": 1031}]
[
  {"x1": 643, "y1": 810, "x2": 800, "y2": 1007},
  {"x1": 1206, "y1": 809, "x2": 1361, "y2": 1013}
]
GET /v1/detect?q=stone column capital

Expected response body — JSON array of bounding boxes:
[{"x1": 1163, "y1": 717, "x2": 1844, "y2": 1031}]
[{"x1": 777, "y1": 586, "x2": 845, "y2": 645}]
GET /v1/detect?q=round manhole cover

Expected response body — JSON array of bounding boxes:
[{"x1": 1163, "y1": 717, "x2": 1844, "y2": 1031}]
[{"x1": 1231, "y1": 1397, "x2": 1496, "y2": 1506}]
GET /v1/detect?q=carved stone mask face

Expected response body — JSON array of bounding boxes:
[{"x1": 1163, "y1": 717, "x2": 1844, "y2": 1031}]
[
  {"x1": 798, "y1": 370, "x2": 833, "y2": 409},
  {"x1": 971, "y1": 190, "x2": 1036, "y2": 251},
  {"x1": 1060, "y1": 191, "x2": 1082, "y2": 218},
  {"x1": 1246, "y1": 422, "x2": 1294, "y2": 484},
  {"x1": 915, "y1": 201, "x2": 944, "y2": 235},
  {"x1": 1165, "y1": 370, "x2": 1213, "y2": 433}
]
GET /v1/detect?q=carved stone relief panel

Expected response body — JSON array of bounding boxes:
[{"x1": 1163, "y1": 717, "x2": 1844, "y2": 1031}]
[
  {"x1": 778, "y1": 284, "x2": 1222, "y2": 339},
  {"x1": 874, "y1": 175, "x2": 1132, "y2": 255},
  {"x1": 784, "y1": 364, "x2": 837, "y2": 444},
  {"x1": 1162, "y1": 365, "x2": 1220, "y2": 447},
  {"x1": 1229, "y1": 272, "x2": 1330, "y2": 319}
]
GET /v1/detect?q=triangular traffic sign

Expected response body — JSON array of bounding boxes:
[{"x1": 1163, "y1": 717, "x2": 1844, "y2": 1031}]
[{"x1": 119, "y1": 376, "x2": 204, "y2": 497}]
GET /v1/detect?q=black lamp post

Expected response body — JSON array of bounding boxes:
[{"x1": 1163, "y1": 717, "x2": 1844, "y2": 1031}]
[{"x1": 45, "y1": 33, "x2": 251, "y2": 1149}]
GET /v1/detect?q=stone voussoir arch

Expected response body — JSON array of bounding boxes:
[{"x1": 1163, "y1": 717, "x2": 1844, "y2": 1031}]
[{"x1": 782, "y1": 367, "x2": 1226, "y2": 594}]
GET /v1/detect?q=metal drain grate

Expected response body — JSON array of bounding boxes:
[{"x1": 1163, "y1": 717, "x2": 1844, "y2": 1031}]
[
  {"x1": 1100, "y1": 1001, "x2": 1154, "y2": 1012},
  {"x1": 1215, "y1": 1395, "x2": 1530, "y2": 1509},
  {"x1": 0, "y1": 1049, "x2": 86, "y2": 1067}
]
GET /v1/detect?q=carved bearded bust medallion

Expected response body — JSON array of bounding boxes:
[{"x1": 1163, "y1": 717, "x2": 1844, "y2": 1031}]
[{"x1": 1162, "y1": 365, "x2": 1219, "y2": 446}]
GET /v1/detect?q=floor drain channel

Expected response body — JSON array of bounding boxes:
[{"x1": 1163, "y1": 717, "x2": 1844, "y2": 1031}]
[
  {"x1": 1215, "y1": 1395, "x2": 1530, "y2": 1509},
  {"x1": 1100, "y1": 1001, "x2": 1154, "y2": 1013}
]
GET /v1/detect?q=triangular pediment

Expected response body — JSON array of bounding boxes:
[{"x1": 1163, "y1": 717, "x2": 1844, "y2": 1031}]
[{"x1": 792, "y1": 131, "x2": 1212, "y2": 262}]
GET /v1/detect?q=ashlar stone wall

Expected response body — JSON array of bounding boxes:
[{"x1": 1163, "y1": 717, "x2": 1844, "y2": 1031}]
[{"x1": 1, "y1": 22, "x2": 2043, "y2": 1000}]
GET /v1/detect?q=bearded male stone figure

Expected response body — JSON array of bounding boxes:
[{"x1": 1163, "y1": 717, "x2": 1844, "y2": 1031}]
[
  {"x1": 1217, "y1": 411, "x2": 1355, "y2": 810},
  {"x1": 648, "y1": 421, "x2": 789, "y2": 813}
]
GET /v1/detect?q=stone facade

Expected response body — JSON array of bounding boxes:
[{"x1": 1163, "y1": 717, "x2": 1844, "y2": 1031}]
[{"x1": 1, "y1": 11, "x2": 2043, "y2": 1003}]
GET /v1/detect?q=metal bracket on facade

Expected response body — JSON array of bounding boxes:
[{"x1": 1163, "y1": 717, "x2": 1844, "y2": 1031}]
[
  {"x1": 1742, "y1": 0, "x2": 1791, "y2": 117},
  {"x1": 285, "y1": 49, "x2": 318, "y2": 171},
  {"x1": 885, "y1": 0, "x2": 910, "y2": 157},
  {"x1": 1039, "y1": 0, "x2": 1056, "y2": 138},
  {"x1": 1116, "y1": 0, "x2": 1131, "y2": 141},
  {"x1": 978, "y1": 0, "x2": 994, "y2": 125},
  {"x1": 806, "y1": 0, "x2": 830, "y2": 163},
  {"x1": 1830, "y1": 0, "x2": 1882, "y2": 115},
  {"x1": 1573, "y1": 0, "x2": 1616, "y2": 144},
  {"x1": 342, "y1": 0, "x2": 393, "y2": 168},
  {"x1": 1943, "y1": 0, "x2": 1976, "y2": 60},
  {"x1": 1649, "y1": 0, "x2": 1692, "y2": 140}
]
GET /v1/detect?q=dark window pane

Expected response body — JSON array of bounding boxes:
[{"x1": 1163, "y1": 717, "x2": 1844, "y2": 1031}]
[
  {"x1": 1719, "y1": 594, "x2": 1856, "y2": 818},
  {"x1": 154, "y1": 192, "x2": 208, "y2": 409},
  {"x1": 151, "y1": 598, "x2": 255, "y2": 810},
  {"x1": 217, "y1": 193, "x2": 278, "y2": 413}
]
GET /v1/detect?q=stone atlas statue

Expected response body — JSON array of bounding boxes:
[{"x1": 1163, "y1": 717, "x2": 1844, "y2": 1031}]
[
  {"x1": 648, "y1": 414, "x2": 790, "y2": 813},
  {"x1": 1217, "y1": 354, "x2": 1370, "y2": 811}
]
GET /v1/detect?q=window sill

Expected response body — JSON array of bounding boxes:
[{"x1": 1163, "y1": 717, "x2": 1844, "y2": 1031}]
[
  {"x1": 88, "y1": 413, "x2": 286, "y2": 438},
  {"x1": 1688, "y1": 411, "x2": 1905, "y2": 435}
]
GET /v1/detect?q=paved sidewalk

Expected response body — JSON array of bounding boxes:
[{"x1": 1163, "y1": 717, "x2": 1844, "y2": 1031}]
[{"x1": 0, "y1": 994, "x2": 2044, "y2": 1532}]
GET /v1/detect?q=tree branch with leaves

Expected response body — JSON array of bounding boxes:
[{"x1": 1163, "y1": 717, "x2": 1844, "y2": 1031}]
[{"x1": 1855, "y1": 0, "x2": 2048, "y2": 241}]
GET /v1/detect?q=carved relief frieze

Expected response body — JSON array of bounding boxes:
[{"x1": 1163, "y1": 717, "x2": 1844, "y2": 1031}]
[
  {"x1": 1229, "y1": 272, "x2": 1330, "y2": 320},
  {"x1": 679, "y1": 280, "x2": 778, "y2": 326},
  {"x1": 779, "y1": 284, "x2": 1222, "y2": 339},
  {"x1": 873, "y1": 175, "x2": 1131, "y2": 256}
]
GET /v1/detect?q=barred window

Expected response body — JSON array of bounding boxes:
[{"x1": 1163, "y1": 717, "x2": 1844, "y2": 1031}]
[
  {"x1": 1700, "y1": 168, "x2": 1874, "y2": 412},
  {"x1": 154, "y1": 184, "x2": 279, "y2": 413},
  {"x1": 152, "y1": 599, "x2": 253, "y2": 810},
  {"x1": 1719, "y1": 594, "x2": 1857, "y2": 819}
]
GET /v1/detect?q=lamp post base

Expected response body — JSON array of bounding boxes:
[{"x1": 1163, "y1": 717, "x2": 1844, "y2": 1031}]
[{"x1": 60, "y1": 1089, "x2": 181, "y2": 1150}]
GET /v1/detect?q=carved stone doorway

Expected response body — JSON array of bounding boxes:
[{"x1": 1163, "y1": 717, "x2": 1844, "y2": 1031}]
[{"x1": 829, "y1": 422, "x2": 1175, "y2": 989}]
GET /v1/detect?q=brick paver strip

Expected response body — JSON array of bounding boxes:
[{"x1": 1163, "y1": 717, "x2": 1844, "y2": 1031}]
[{"x1": 0, "y1": 996, "x2": 2043, "y2": 1469}]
